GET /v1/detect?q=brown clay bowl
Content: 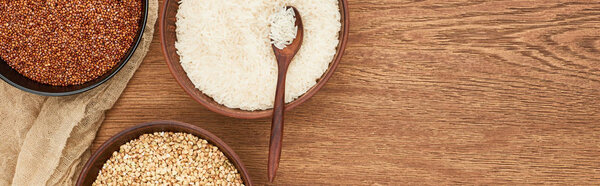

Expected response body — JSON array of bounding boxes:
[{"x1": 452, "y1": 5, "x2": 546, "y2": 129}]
[
  {"x1": 76, "y1": 121, "x2": 252, "y2": 186},
  {"x1": 160, "y1": 0, "x2": 349, "y2": 119}
]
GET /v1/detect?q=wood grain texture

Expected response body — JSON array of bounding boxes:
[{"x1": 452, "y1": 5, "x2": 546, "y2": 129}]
[{"x1": 93, "y1": 0, "x2": 600, "y2": 185}]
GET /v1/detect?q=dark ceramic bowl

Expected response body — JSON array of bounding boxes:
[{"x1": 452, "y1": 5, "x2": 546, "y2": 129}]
[
  {"x1": 0, "y1": 0, "x2": 149, "y2": 96},
  {"x1": 160, "y1": 0, "x2": 349, "y2": 119},
  {"x1": 76, "y1": 121, "x2": 253, "y2": 186}
]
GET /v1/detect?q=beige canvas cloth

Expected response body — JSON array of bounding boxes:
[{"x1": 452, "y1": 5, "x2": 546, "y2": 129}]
[{"x1": 0, "y1": 0, "x2": 158, "y2": 185}]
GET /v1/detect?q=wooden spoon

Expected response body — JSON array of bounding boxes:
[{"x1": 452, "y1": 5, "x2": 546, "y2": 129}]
[{"x1": 268, "y1": 6, "x2": 303, "y2": 183}]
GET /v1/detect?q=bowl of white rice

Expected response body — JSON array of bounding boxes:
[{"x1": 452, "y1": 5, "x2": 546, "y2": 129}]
[{"x1": 160, "y1": 0, "x2": 349, "y2": 119}]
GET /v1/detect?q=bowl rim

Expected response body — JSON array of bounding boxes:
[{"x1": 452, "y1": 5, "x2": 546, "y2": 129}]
[
  {"x1": 76, "y1": 120, "x2": 253, "y2": 186},
  {"x1": 0, "y1": 0, "x2": 149, "y2": 97},
  {"x1": 160, "y1": 0, "x2": 349, "y2": 119}
]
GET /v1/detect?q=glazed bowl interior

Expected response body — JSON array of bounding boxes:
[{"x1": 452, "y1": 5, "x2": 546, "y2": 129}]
[
  {"x1": 160, "y1": 0, "x2": 349, "y2": 119},
  {"x1": 76, "y1": 121, "x2": 253, "y2": 186},
  {"x1": 0, "y1": 0, "x2": 149, "y2": 96}
]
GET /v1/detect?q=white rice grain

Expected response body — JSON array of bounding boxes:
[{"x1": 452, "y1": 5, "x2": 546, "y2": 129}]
[
  {"x1": 175, "y1": 0, "x2": 341, "y2": 111},
  {"x1": 269, "y1": 7, "x2": 297, "y2": 49}
]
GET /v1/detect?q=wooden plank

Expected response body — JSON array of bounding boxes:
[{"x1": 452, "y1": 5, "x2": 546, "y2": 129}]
[{"x1": 94, "y1": 0, "x2": 600, "y2": 184}]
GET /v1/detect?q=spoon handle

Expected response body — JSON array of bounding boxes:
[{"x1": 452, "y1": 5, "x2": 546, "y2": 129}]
[{"x1": 268, "y1": 62, "x2": 288, "y2": 182}]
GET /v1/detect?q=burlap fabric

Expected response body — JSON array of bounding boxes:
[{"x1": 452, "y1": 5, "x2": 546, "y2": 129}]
[{"x1": 0, "y1": 0, "x2": 158, "y2": 185}]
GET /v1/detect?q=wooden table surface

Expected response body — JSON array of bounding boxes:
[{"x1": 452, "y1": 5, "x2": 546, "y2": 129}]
[{"x1": 93, "y1": 1, "x2": 600, "y2": 185}]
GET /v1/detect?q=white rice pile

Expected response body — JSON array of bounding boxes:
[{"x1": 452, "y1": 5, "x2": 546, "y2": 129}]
[
  {"x1": 175, "y1": 0, "x2": 341, "y2": 111},
  {"x1": 269, "y1": 7, "x2": 297, "y2": 49}
]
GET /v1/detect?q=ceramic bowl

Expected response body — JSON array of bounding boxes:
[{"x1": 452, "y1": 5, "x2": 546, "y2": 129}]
[
  {"x1": 159, "y1": 0, "x2": 349, "y2": 119},
  {"x1": 76, "y1": 120, "x2": 253, "y2": 186},
  {"x1": 0, "y1": 0, "x2": 149, "y2": 96}
]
